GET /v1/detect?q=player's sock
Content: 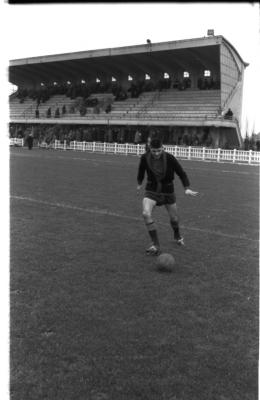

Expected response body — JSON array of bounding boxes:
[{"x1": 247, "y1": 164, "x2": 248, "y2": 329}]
[
  {"x1": 170, "y1": 220, "x2": 181, "y2": 239},
  {"x1": 146, "y1": 222, "x2": 160, "y2": 247}
]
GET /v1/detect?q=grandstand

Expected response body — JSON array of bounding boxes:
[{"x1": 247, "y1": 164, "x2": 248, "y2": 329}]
[{"x1": 9, "y1": 34, "x2": 249, "y2": 149}]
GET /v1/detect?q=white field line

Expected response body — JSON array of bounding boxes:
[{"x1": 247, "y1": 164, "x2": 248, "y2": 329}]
[{"x1": 11, "y1": 195, "x2": 258, "y2": 243}]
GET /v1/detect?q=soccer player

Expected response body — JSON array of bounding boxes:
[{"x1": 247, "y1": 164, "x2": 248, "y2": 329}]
[{"x1": 137, "y1": 138, "x2": 198, "y2": 255}]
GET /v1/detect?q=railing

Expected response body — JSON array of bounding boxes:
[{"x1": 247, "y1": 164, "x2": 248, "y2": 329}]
[
  {"x1": 10, "y1": 138, "x2": 24, "y2": 146},
  {"x1": 56, "y1": 141, "x2": 260, "y2": 164},
  {"x1": 9, "y1": 138, "x2": 260, "y2": 165}
]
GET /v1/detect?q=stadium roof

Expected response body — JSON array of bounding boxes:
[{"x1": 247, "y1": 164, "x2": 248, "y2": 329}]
[{"x1": 9, "y1": 35, "x2": 248, "y2": 86}]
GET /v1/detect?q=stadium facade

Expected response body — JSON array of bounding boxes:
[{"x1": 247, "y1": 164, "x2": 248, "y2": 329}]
[{"x1": 9, "y1": 35, "x2": 249, "y2": 148}]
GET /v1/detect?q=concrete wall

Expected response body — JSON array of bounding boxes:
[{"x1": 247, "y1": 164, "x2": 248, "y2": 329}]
[{"x1": 220, "y1": 42, "x2": 240, "y2": 106}]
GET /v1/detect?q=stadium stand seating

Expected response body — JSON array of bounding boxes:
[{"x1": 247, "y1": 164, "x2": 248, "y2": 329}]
[
  {"x1": 9, "y1": 96, "x2": 36, "y2": 119},
  {"x1": 10, "y1": 89, "x2": 221, "y2": 122}
]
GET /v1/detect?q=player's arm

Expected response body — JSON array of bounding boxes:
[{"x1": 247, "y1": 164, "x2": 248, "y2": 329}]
[
  {"x1": 137, "y1": 155, "x2": 146, "y2": 192},
  {"x1": 172, "y1": 156, "x2": 198, "y2": 196}
]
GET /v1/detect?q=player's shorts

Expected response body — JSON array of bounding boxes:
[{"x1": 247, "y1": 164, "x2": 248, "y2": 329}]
[{"x1": 144, "y1": 191, "x2": 176, "y2": 206}]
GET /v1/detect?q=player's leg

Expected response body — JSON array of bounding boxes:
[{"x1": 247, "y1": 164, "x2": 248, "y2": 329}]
[
  {"x1": 165, "y1": 202, "x2": 185, "y2": 246},
  {"x1": 142, "y1": 197, "x2": 160, "y2": 254}
]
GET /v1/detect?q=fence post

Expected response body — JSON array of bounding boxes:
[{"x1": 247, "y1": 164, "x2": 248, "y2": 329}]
[
  {"x1": 248, "y1": 150, "x2": 252, "y2": 165},
  {"x1": 104, "y1": 142, "x2": 106, "y2": 153},
  {"x1": 217, "y1": 148, "x2": 221, "y2": 162},
  {"x1": 83, "y1": 141, "x2": 86, "y2": 151},
  {"x1": 188, "y1": 146, "x2": 191, "y2": 160},
  {"x1": 137, "y1": 144, "x2": 140, "y2": 156},
  {"x1": 93, "y1": 142, "x2": 96, "y2": 152},
  {"x1": 125, "y1": 143, "x2": 128, "y2": 155},
  {"x1": 54, "y1": 140, "x2": 57, "y2": 150},
  {"x1": 63, "y1": 140, "x2": 66, "y2": 151},
  {"x1": 73, "y1": 141, "x2": 76, "y2": 151},
  {"x1": 232, "y1": 149, "x2": 236, "y2": 163},
  {"x1": 114, "y1": 143, "x2": 117, "y2": 154},
  {"x1": 202, "y1": 147, "x2": 205, "y2": 161}
]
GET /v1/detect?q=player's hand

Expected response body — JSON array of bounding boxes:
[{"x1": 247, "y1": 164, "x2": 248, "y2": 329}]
[
  {"x1": 185, "y1": 188, "x2": 198, "y2": 196},
  {"x1": 137, "y1": 185, "x2": 142, "y2": 195}
]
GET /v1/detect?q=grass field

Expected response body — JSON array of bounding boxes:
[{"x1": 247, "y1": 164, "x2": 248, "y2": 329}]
[{"x1": 10, "y1": 146, "x2": 259, "y2": 400}]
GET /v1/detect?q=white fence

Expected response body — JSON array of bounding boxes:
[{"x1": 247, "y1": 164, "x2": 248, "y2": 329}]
[
  {"x1": 10, "y1": 138, "x2": 260, "y2": 165},
  {"x1": 10, "y1": 138, "x2": 25, "y2": 146}
]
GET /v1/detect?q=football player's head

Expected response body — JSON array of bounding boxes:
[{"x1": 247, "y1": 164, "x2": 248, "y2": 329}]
[{"x1": 150, "y1": 138, "x2": 163, "y2": 158}]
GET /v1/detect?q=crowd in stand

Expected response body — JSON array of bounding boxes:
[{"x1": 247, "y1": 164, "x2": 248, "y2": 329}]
[
  {"x1": 13, "y1": 75, "x2": 223, "y2": 122},
  {"x1": 197, "y1": 77, "x2": 220, "y2": 90},
  {"x1": 10, "y1": 123, "x2": 260, "y2": 150},
  {"x1": 14, "y1": 81, "x2": 129, "y2": 106},
  {"x1": 13, "y1": 73, "x2": 220, "y2": 107}
]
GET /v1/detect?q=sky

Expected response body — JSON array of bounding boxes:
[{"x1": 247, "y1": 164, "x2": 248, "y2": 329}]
[{"x1": 1, "y1": 1, "x2": 260, "y2": 137}]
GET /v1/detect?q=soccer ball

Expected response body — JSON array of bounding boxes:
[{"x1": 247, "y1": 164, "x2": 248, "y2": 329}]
[{"x1": 156, "y1": 253, "x2": 175, "y2": 272}]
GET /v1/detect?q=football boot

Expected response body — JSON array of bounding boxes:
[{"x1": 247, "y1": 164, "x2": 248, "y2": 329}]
[
  {"x1": 174, "y1": 236, "x2": 185, "y2": 246},
  {"x1": 146, "y1": 244, "x2": 161, "y2": 256}
]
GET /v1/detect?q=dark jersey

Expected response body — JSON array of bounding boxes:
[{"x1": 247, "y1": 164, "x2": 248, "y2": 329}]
[{"x1": 137, "y1": 151, "x2": 190, "y2": 193}]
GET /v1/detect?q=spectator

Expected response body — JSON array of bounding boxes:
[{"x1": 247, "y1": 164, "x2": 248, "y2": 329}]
[
  {"x1": 94, "y1": 105, "x2": 100, "y2": 114},
  {"x1": 79, "y1": 105, "x2": 87, "y2": 116},
  {"x1": 173, "y1": 78, "x2": 180, "y2": 89},
  {"x1": 9, "y1": 125, "x2": 15, "y2": 138},
  {"x1": 55, "y1": 108, "x2": 60, "y2": 118},
  {"x1": 117, "y1": 129, "x2": 124, "y2": 143},
  {"x1": 224, "y1": 108, "x2": 233, "y2": 120},
  {"x1": 182, "y1": 131, "x2": 190, "y2": 146},
  {"x1": 205, "y1": 133, "x2": 213, "y2": 147},
  {"x1": 82, "y1": 128, "x2": 89, "y2": 142},
  {"x1": 105, "y1": 104, "x2": 112, "y2": 113},
  {"x1": 244, "y1": 136, "x2": 250, "y2": 150},
  {"x1": 26, "y1": 132, "x2": 34, "y2": 150},
  {"x1": 75, "y1": 128, "x2": 82, "y2": 141},
  {"x1": 191, "y1": 133, "x2": 199, "y2": 146},
  {"x1": 107, "y1": 128, "x2": 113, "y2": 143},
  {"x1": 17, "y1": 127, "x2": 23, "y2": 138},
  {"x1": 134, "y1": 129, "x2": 142, "y2": 144},
  {"x1": 69, "y1": 105, "x2": 75, "y2": 114},
  {"x1": 47, "y1": 107, "x2": 51, "y2": 118}
]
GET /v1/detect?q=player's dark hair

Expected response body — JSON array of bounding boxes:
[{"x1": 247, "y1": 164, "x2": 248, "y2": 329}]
[{"x1": 150, "y1": 138, "x2": 162, "y2": 149}]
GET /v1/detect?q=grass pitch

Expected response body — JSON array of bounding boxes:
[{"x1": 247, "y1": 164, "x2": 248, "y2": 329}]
[{"x1": 10, "y1": 147, "x2": 259, "y2": 400}]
